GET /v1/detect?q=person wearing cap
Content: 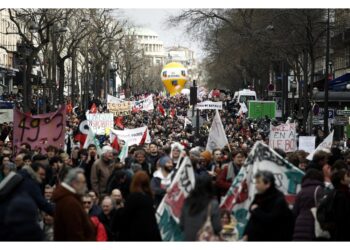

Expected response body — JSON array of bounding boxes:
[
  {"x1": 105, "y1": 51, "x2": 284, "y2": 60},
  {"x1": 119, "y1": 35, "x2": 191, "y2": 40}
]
[
  {"x1": 151, "y1": 156, "x2": 174, "y2": 208},
  {"x1": 90, "y1": 145, "x2": 114, "y2": 197}
]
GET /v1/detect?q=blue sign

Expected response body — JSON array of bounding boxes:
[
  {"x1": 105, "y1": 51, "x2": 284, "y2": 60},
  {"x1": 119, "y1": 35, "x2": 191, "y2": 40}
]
[{"x1": 0, "y1": 101, "x2": 14, "y2": 109}]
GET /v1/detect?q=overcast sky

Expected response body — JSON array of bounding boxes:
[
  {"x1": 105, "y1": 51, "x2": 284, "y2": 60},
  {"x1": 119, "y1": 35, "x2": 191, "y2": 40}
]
[{"x1": 119, "y1": 9, "x2": 204, "y2": 60}]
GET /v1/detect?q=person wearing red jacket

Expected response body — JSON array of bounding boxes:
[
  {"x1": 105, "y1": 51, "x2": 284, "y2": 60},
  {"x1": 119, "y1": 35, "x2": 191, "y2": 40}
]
[
  {"x1": 82, "y1": 194, "x2": 107, "y2": 241},
  {"x1": 216, "y1": 151, "x2": 247, "y2": 197}
]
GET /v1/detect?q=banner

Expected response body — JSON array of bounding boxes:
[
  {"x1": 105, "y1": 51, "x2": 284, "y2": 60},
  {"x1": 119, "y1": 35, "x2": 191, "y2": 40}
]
[
  {"x1": 107, "y1": 94, "x2": 122, "y2": 104},
  {"x1": 107, "y1": 101, "x2": 133, "y2": 116},
  {"x1": 83, "y1": 129, "x2": 102, "y2": 155},
  {"x1": 196, "y1": 101, "x2": 223, "y2": 110},
  {"x1": 133, "y1": 95, "x2": 154, "y2": 111},
  {"x1": 269, "y1": 123, "x2": 297, "y2": 153},
  {"x1": 156, "y1": 157, "x2": 196, "y2": 241},
  {"x1": 86, "y1": 113, "x2": 114, "y2": 135},
  {"x1": 0, "y1": 109, "x2": 13, "y2": 123},
  {"x1": 248, "y1": 101, "x2": 276, "y2": 119},
  {"x1": 110, "y1": 126, "x2": 151, "y2": 146},
  {"x1": 13, "y1": 106, "x2": 66, "y2": 155},
  {"x1": 298, "y1": 136, "x2": 316, "y2": 154},
  {"x1": 306, "y1": 131, "x2": 334, "y2": 161},
  {"x1": 220, "y1": 142, "x2": 304, "y2": 239},
  {"x1": 206, "y1": 110, "x2": 229, "y2": 152}
]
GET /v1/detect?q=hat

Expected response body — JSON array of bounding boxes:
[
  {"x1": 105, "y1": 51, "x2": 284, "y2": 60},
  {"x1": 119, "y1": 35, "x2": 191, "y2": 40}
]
[
  {"x1": 159, "y1": 156, "x2": 172, "y2": 168},
  {"x1": 200, "y1": 151, "x2": 212, "y2": 163},
  {"x1": 101, "y1": 145, "x2": 113, "y2": 155}
]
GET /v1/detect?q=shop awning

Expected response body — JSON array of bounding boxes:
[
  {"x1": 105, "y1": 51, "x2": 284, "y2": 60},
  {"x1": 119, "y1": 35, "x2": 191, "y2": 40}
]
[{"x1": 329, "y1": 73, "x2": 350, "y2": 91}]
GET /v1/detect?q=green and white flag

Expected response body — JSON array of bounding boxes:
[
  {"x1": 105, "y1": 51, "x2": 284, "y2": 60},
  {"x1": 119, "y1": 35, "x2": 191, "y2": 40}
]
[
  {"x1": 83, "y1": 128, "x2": 102, "y2": 155},
  {"x1": 118, "y1": 142, "x2": 129, "y2": 163},
  {"x1": 220, "y1": 142, "x2": 304, "y2": 239},
  {"x1": 156, "y1": 157, "x2": 196, "y2": 241}
]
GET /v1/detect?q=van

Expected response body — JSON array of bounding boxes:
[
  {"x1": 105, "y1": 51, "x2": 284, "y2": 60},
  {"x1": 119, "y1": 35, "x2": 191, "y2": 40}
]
[{"x1": 233, "y1": 89, "x2": 257, "y2": 104}]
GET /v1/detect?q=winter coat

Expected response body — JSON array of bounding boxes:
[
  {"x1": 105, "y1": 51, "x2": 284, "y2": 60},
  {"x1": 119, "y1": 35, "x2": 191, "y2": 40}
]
[
  {"x1": 244, "y1": 187, "x2": 294, "y2": 241},
  {"x1": 90, "y1": 216, "x2": 108, "y2": 241},
  {"x1": 330, "y1": 185, "x2": 350, "y2": 241},
  {"x1": 216, "y1": 162, "x2": 240, "y2": 196},
  {"x1": 90, "y1": 159, "x2": 113, "y2": 196},
  {"x1": 106, "y1": 168, "x2": 132, "y2": 199},
  {"x1": 292, "y1": 179, "x2": 325, "y2": 241},
  {"x1": 79, "y1": 158, "x2": 95, "y2": 191},
  {"x1": 116, "y1": 192, "x2": 161, "y2": 241},
  {"x1": 150, "y1": 169, "x2": 172, "y2": 207},
  {"x1": 98, "y1": 209, "x2": 116, "y2": 241},
  {"x1": 180, "y1": 199, "x2": 222, "y2": 241},
  {"x1": 17, "y1": 166, "x2": 54, "y2": 215},
  {"x1": 4, "y1": 192, "x2": 44, "y2": 241},
  {"x1": 52, "y1": 184, "x2": 96, "y2": 241}
]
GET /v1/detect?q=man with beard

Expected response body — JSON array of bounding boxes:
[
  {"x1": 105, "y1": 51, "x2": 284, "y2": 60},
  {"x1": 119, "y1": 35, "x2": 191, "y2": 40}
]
[
  {"x1": 91, "y1": 146, "x2": 114, "y2": 197},
  {"x1": 52, "y1": 168, "x2": 95, "y2": 241},
  {"x1": 151, "y1": 156, "x2": 174, "y2": 208}
]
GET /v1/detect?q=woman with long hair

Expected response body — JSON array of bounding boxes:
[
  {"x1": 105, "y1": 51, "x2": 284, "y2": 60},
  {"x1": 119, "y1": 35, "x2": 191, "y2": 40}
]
[
  {"x1": 180, "y1": 175, "x2": 222, "y2": 241},
  {"x1": 115, "y1": 171, "x2": 161, "y2": 241}
]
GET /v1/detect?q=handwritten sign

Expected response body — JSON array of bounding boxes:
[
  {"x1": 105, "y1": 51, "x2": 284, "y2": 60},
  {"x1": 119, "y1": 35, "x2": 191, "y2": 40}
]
[
  {"x1": 107, "y1": 101, "x2": 132, "y2": 116},
  {"x1": 269, "y1": 123, "x2": 296, "y2": 153},
  {"x1": 298, "y1": 136, "x2": 316, "y2": 153},
  {"x1": 86, "y1": 113, "x2": 114, "y2": 135},
  {"x1": 13, "y1": 106, "x2": 66, "y2": 154},
  {"x1": 133, "y1": 95, "x2": 154, "y2": 111}
]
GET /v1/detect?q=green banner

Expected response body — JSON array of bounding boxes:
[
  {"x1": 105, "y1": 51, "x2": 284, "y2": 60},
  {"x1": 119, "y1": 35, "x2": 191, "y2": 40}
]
[{"x1": 248, "y1": 101, "x2": 276, "y2": 119}]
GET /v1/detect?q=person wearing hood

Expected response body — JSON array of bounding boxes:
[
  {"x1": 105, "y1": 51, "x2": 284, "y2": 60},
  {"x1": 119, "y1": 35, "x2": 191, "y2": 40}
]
[
  {"x1": 52, "y1": 168, "x2": 96, "y2": 241},
  {"x1": 150, "y1": 156, "x2": 174, "y2": 207},
  {"x1": 90, "y1": 145, "x2": 114, "y2": 197}
]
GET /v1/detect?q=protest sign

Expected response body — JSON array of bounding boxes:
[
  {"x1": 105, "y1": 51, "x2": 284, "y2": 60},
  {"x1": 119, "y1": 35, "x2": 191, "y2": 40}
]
[
  {"x1": 298, "y1": 136, "x2": 316, "y2": 153},
  {"x1": 107, "y1": 94, "x2": 122, "y2": 104},
  {"x1": 0, "y1": 109, "x2": 13, "y2": 123},
  {"x1": 133, "y1": 95, "x2": 154, "y2": 111},
  {"x1": 107, "y1": 101, "x2": 133, "y2": 116},
  {"x1": 13, "y1": 106, "x2": 66, "y2": 155},
  {"x1": 110, "y1": 126, "x2": 151, "y2": 146},
  {"x1": 220, "y1": 142, "x2": 304, "y2": 239},
  {"x1": 156, "y1": 157, "x2": 196, "y2": 241},
  {"x1": 306, "y1": 131, "x2": 334, "y2": 161},
  {"x1": 269, "y1": 123, "x2": 297, "y2": 153},
  {"x1": 86, "y1": 113, "x2": 114, "y2": 135},
  {"x1": 196, "y1": 100, "x2": 223, "y2": 110}
]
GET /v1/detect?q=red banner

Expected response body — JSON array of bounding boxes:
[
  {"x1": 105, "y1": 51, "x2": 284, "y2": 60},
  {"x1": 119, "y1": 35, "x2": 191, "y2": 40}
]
[{"x1": 13, "y1": 106, "x2": 66, "y2": 154}]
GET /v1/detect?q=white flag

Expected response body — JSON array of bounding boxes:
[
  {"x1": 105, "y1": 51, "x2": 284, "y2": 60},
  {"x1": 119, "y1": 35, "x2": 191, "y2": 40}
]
[
  {"x1": 206, "y1": 110, "x2": 229, "y2": 152},
  {"x1": 238, "y1": 102, "x2": 248, "y2": 115},
  {"x1": 184, "y1": 117, "x2": 192, "y2": 128},
  {"x1": 118, "y1": 142, "x2": 129, "y2": 163},
  {"x1": 307, "y1": 131, "x2": 334, "y2": 161},
  {"x1": 83, "y1": 129, "x2": 102, "y2": 155}
]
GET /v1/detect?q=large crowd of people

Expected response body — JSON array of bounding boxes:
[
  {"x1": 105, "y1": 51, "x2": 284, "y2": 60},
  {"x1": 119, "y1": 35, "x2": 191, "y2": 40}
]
[{"x1": 0, "y1": 90, "x2": 350, "y2": 241}]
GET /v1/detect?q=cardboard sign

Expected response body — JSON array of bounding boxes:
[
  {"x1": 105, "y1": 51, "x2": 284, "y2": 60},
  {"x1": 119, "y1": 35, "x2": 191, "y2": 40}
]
[
  {"x1": 86, "y1": 113, "x2": 114, "y2": 135},
  {"x1": 298, "y1": 136, "x2": 316, "y2": 153},
  {"x1": 269, "y1": 123, "x2": 297, "y2": 153},
  {"x1": 107, "y1": 101, "x2": 133, "y2": 116},
  {"x1": 13, "y1": 106, "x2": 66, "y2": 154}
]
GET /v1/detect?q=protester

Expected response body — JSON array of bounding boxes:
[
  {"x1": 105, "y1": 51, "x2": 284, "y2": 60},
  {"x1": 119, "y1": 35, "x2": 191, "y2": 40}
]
[
  {"x1": 98, "y1": 196, "x2": 116, "y2": 241},
  {"x1": 293, "y1": 169, "x2": 325, "y2": 241},
  {"x1": 91, "y1": 145, "x2": 114, "y2": 197},
  {"x1": 243, "y1": 171, "x2": 294, "y2": 241},
  {"x1": 116, "y1": 171, "x2": 161, "y2": 241},
  {"x1": 151, "y1": 155, "x2": 173, "y2": 207},
  {"x1": 220, "y1": 209, "x2": 239, "y2": 241},
  {"x1": 52, "y1": 168, "x2": 95, "y2": 241},
  {"x1": 180, "y1": 175, "x2": 222, "y2": 241},
  {"x1": 110, "y1": 189, "x2": 124, "y2": 209}
]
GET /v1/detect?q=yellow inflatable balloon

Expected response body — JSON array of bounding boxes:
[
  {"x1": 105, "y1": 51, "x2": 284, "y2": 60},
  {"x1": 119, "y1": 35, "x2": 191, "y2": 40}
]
[{"x1": 161, "y1": 62, "x2": 188, "y2": 96}]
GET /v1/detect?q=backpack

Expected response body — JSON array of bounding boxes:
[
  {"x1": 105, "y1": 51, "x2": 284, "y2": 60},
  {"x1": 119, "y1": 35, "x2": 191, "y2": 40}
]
[{"x1": 316, "y1": 189, "x2": 337, "y2": 232}]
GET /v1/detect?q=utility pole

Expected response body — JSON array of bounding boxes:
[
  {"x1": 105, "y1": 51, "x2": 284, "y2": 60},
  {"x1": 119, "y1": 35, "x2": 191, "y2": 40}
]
[{"x1": 324, "y1": 9, "x2": 330, "y2": 135}]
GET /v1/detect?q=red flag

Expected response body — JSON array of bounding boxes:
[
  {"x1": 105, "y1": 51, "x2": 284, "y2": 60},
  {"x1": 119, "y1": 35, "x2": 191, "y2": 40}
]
[
  {"x1": 90, "y1": 103, "x2": 97, "y2": 113},
  {"x1": 114, "y1": 117, "x2": 124, "y2": 129},
  {"x1": 111, "y1": 135, "x2": 120, "y2": 152},
  {"x1": 139, "y1": 128, "x2": 148, "y2": 145},
  {"x1": 170, "y1": 108, "x2": 176, "y2": 118},
  {"x1": 74, "y1": 133, "x2": 87, "y2": 149},
  {"x1": 158, "y1": 104, "x2": 165, "y2": 116}
]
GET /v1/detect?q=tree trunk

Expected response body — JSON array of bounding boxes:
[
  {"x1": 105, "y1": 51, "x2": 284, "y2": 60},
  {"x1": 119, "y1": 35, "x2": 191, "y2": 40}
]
[
  {"x1": 71, "y1": 51, "x2": 76, "y2": 106},
  {"x1": 58, "y1": 59, "x2": 65, "y2": 106},
  {"x1": 302, "y1": 50, "x2": 309, "y2": 132}
]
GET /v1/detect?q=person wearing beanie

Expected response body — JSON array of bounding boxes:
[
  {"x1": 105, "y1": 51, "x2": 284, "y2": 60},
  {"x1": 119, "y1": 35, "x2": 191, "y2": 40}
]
[
  {"x1": 90, "y1": 145, "x2": 114, "y2": 197},
  {"x1": 150, "y1": 156, "x2": 174, "y2": 208},
  {"x1": 196, "y1": 151, "x2": 213, "y2": 177}
]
